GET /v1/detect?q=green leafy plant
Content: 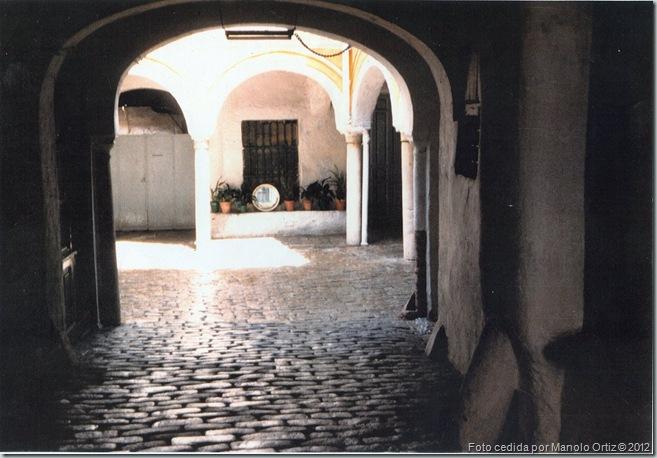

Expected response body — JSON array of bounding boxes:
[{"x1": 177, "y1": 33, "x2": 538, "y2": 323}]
[
  {"x1": 299, "y1": 185, "x2": 312, "y2": 201},
  {"x1": 302, "y1": 179, "x2": 335, "y2": 210},
  {"x1": 234, "y1": 184, "x2": 255, "y2": 212},
  {"x1": 279, "y1": 180, "x2": 298, "y2": 201},
  {"x1": 327, "y1": 166, "x2": 346, "y2": 200},
  {"x1": 210, "y1": 180, "x2": 226, "y2": 203},
  {"x1": 211, "y1": 180, "x2": 240, "y2": 203}
]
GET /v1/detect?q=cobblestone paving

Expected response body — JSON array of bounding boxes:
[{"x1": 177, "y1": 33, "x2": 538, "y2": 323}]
[
  {"x1": 118, "y1": 234, "x2": 416, "y2": 324},
  {"x1": 53, "y1": 234, "x2": 459, "y2": 452}
]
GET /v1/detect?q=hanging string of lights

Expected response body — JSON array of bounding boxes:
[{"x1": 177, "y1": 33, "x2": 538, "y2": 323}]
[{"x1": 294, "y1": 33, "x2": 351, "y2": 58}]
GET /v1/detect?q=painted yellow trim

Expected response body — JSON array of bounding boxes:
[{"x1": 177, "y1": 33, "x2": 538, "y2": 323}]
[
  {"x1": 139, "y1": 56, "x2": 184, "y2": 77},
  {"x1": 213, "y1": 50, "x2": 343, "y2": 90}
]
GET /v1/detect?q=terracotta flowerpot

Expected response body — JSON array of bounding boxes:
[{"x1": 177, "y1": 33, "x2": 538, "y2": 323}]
[
  {"x1": 302, "y1": 198, "x2": 313, "y2": 211},
  {"x1": 284, "y1": 200, "x2": 296, "y2": 211},
  {"x1": 335, "y1": 199, "x2": 346, "y2": 211},
  {"x1": 220, "y1": 201, "x2": 232, "y2": 214}
]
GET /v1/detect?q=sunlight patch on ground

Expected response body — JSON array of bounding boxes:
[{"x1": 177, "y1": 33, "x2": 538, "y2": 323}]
[{"x1": 116, "y1": 237, "x2": 308, "y2": 271}]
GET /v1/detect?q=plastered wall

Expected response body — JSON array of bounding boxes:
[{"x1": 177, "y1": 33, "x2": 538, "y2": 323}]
[
  {"x1": 209, "y1": 71, "x2": 346, "y2": 189},
  {"x1": 117, "y1": 106, "x2": 186, "y2": 135},
  {"x1": 436, "y1": 118, "x2": 484, "y2": 375}
]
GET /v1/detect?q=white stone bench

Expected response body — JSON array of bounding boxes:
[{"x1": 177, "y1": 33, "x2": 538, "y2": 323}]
[{"x1": 211, "y1": 211, "x2": 346, "y2": 238}]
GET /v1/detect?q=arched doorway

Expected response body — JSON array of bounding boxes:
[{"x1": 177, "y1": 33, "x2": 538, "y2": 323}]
[
  {"x1": 368, "y1": 85, "x2": 403, "y2": 242},
  {"x1": 112, "y1": 88, "x2": 195, "y2": 232},
  {"x1": 40, "y1": 0, "x2": 457, "y2": 330}
]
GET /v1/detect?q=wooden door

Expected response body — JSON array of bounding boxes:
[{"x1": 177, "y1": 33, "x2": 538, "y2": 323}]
[
  {"x1": 111, "y1": 134, "x2": 195, "y2": 231},
  {"x1": 368, "y1": 94, "x2": 402, "y2": 240}
]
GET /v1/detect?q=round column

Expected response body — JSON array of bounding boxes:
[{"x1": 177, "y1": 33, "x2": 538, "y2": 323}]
[
  {"x1": 401, "y1": 134, "x2": 416, "y2": 260},
  {"x1": 193, "y1": 138, "x2": 211, "y2": 251},
  {"x1": 345, "y1": 132, "x2": 363, "y2": 246},
  {"x1": 360, "y1": 130, "x2": 370, "y2": 246}
]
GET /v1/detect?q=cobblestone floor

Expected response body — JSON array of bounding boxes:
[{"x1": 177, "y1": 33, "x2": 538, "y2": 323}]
[{"x1": 53, "y1": 233, "x2": 459, "y2": 452}]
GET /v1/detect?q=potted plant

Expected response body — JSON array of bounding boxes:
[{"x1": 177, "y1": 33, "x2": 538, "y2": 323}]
[
  {"x1": 279, "y1": 181, "x2": 297, "y2": 211},
  {"x1": 232, "y1": 185, "x2": 251, "y2": 213},
  {"x1": 210, "y1": 180, "x2": 226, "y2": 213},
  {"x1": 317, "y1": 178, "x2": 336, "y2": 211},
  {"x1": 303, "y1": 179, "x2": 335, "y2": 211},
  {"x1": 240, "y1": 183, "x2": 257, "y2": 212},
  {"x1": 328, "y1": 166, "x2": 346, "y2": 211},
  {"x1": 299, "y1": 185, "x2": 314, "y2": 210},
  {"x1": 218, "y1": 188, "x2": 233, "y2": 214},
  {"x1": 211, "y1": 180, "x2": 240, "y2": 214}
]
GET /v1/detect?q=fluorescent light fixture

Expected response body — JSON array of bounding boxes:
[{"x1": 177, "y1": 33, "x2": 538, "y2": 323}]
[{"x1": 225, "y1": 26, "x2": 295, "y2": 40}]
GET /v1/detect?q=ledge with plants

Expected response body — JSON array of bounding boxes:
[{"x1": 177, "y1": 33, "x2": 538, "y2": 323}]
[
  {"x1": 211, "y1": 165, "x2": 347, "y2": 215},
  {"x1": 210, "y1": 179, "x2": 244, "y2": 214}
]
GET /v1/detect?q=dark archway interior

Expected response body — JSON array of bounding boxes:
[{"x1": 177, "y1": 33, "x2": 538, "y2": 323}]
[{"x1": 118, "y1": 89, "x2": 189, "y2": 133}]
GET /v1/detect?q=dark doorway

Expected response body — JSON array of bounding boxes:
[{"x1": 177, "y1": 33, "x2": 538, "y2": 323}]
[{"x1": 368, "y1": 89, "x2": 402, "y2": 241}]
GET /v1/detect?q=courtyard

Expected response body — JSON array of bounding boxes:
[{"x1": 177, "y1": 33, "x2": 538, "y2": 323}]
[{"x1": 51, "y1": 233, "x2": 459, "y2": 452}]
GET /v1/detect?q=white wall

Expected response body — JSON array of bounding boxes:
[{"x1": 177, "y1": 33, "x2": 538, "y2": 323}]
[
  {"x1": 111, "y1": 134, "x2": 195, "y2": 231},
  {"x1": 210, "y1": 71, "x2": 346, "y2": 189}
]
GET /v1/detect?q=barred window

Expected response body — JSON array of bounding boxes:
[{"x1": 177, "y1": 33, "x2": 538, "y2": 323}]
[{"x1": 241, "y1": 120, "x2": 299, "y2": 194}]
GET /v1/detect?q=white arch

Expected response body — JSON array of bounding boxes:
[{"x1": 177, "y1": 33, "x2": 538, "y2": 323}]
[
  {"x1": 119, "y1": 74, "x2": 168, "y2": 93},
  {"x1": 38, "y1": 0, "x2": 457, "y2": 336},
  {"x1": 196, "y1": 52, "x2": 346, "y2": 138},
  {"x1": 351, "y1": 60, "x2": 385, "y2": 130},
  {"x1": 41, "y1": 0, "x2": 455, "y2": 145},
  {"x1": 116, "y1": 57, "x2": 196, "y2": 134},
  {"x1": 351, "y1": 57, "x2": 413, "y2": 134}
]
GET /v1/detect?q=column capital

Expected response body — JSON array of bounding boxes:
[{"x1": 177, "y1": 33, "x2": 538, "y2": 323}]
[
  {"x1": 345, "y1": 132, "x2": 363, "y2": 145},
  {"x1": 400, "y1": 133, "x2": 413, "y2": 144}
]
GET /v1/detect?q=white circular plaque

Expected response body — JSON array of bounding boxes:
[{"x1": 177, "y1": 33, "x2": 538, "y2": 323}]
[{"x1": 252, "y1": 183, "x2": 280, "y2": 212}]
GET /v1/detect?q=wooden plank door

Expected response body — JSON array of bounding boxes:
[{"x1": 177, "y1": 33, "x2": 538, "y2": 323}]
[{"x1": 368, "y1": 94, "x2": 402, "y2": 240}]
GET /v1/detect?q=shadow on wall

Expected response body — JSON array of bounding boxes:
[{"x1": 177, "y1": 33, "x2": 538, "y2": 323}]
[
  {"x1": 546, "y1": 331, "x2": 652, "y2": 446},
  {"x1": 558, "y1": 3, "x2": 654, "y2": 446}
]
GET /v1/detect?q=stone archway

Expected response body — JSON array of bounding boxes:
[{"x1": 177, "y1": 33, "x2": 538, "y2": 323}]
[{"x1": 40, "y1": 0, "x2": 460, "y2": 350}]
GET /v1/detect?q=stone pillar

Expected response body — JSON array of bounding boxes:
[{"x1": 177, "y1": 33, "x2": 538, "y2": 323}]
[
  {"x1": 193, "y1": 138, "x2": 211, "y2": 250},
  {"x1": 413, "y1": 143, "x2": 428, "y2": 316},
  {"x1": 514, "y1": 3, "x2": 591, "y2": 444},
  {"x1": 91, "y1": 136, "x2": 121, "y2": 326},
  {"x1": 360, "y1": 130, "x2": 370, "y2": 246},
  {"x1": 401, "y1": 134, "x2": 415, "y2": 260},
  {"x1": 345, "y1": 132, "x2": 363, "y2": 245},
  {"x1": 426, "y1": 144, "x2": 439, "y2": 322}
]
